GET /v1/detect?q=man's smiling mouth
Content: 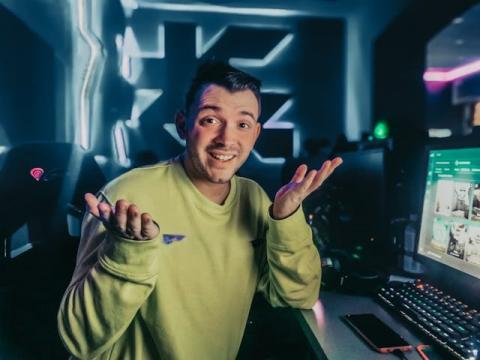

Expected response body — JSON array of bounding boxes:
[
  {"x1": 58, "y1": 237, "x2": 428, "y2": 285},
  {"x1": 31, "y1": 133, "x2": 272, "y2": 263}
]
[{"x1": 209, "y1": 152, "x2": 236, "y2": 162}]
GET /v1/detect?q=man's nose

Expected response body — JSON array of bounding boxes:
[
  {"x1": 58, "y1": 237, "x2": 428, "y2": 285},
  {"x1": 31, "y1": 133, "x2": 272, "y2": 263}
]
[{"x1": 214, "y1": 124, "x2": 235, "y2": 146}]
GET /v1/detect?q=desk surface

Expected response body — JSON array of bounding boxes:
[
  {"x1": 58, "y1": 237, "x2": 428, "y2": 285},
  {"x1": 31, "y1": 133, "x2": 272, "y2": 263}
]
[{"x1": 295, "y1": 291, "x2": 434, "y2": 360}]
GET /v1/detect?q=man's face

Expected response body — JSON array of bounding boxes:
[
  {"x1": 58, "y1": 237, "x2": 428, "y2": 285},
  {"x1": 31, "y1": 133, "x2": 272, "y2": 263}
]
[{"x1": 180, "y1": 84, "x2": 261, "y2": 185}]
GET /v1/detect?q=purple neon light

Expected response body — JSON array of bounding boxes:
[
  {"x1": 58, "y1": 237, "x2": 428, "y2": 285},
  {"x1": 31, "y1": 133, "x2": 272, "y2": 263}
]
[{"x1": 424, "y1": 59, "x2": 480, "y2": 82}]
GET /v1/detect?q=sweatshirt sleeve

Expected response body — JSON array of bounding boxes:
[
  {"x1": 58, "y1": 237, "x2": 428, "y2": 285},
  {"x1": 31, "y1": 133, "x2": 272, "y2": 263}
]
[
  {"x1": 57, "y1": 194, "x2": 162, "y2": 359},
  {"x1": 256, "y1": 199, "x2": 321, "y2": 310}
]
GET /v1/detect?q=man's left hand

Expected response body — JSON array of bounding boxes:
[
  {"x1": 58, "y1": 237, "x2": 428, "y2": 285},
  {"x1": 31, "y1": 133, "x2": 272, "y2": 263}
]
[{"x1": 272, "y1": 158, "x2": 343, "y2": 220}]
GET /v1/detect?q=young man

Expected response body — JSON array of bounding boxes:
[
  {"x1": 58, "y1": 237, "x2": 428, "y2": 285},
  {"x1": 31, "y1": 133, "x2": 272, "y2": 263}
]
[{"x1": 58, "y1": 62, "x2": 342, "y2": 359}]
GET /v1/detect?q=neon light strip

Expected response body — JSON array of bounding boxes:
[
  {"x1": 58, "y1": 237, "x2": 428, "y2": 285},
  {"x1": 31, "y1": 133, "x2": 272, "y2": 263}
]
[
  {"x1": 424, "y1": 59, "x2": 480, "y2": 82},
  {"x1": 113, "y1": 121, "x2": 130, "y2": 166},
  {"x1": 195, "y1": 26, "x2": 227, "y2": 59},
  {"x1": 251, "y1": 149, "x2": 285, "y2": 164},
  {"x1": 163, "y1": 123, "x2": 186, "y2": 146},
  {"x1": 78, "y1": 0, "x2": 103, "y2": 150},
  {"x1": 124, "y1": 25, "x2": 165, "y2": 58},
  {"x1": 229, "y1": 34, "x2": 294, "y2": 68},
  {"x1": 263, "y1": 98, "x2": 294, "y2": 129},
  {"x1": 130, "y1": 1, "x2": 303, "y2": 16}
]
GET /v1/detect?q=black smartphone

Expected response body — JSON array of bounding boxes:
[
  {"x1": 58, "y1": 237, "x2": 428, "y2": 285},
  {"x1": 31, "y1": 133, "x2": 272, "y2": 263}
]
[{"x1": 343, "y1": 313, "x2": 413, "y2": 353}]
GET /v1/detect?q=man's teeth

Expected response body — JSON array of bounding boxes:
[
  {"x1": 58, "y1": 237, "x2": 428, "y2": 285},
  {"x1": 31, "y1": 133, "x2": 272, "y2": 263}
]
[{"x1": 211, "y1": 153, "x2": 235, "y2": 161}]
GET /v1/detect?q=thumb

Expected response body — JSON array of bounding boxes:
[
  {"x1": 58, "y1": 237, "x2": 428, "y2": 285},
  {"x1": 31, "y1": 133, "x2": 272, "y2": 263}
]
[
  {"x1": 141, "y1": 213, "x2": 160, "y2": 239},
  {"x1": 84, "y1": 193, "x2": 100, "y2": 217}
]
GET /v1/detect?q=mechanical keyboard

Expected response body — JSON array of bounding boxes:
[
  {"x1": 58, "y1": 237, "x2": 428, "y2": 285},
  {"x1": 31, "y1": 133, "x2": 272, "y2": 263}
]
[{"x1": 377, "y1": 280, "x2": 480, "y2": 360}]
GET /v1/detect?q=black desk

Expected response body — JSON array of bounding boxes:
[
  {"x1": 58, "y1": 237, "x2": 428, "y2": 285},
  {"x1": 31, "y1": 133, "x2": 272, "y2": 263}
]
[{"x1": 295, "y1": 291, "x2": 436, "y2": 360}]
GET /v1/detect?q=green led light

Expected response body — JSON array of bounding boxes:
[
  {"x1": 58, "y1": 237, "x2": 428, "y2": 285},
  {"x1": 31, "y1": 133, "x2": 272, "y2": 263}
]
[{"x1": 373, "y1": 121, "x2": 389, "y2": 139}]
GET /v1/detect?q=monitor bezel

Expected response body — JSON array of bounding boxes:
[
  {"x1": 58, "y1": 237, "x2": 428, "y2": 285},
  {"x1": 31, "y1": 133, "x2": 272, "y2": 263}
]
[{"x1": 415, "y1": 139, "x2": 480, "y2": 308}]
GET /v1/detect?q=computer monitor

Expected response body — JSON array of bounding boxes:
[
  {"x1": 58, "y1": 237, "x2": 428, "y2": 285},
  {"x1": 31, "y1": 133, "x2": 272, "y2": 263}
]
[
  {"x1": 416, "y1": 145, "x2": 480, "y2": 306},
  {"x1": 304, "y1": 146, "x2": 389, "y2": 269}
]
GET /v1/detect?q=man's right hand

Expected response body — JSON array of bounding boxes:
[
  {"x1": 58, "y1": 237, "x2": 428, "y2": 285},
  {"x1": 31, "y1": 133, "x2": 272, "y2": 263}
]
[{"x1": 85, "y1": 193, "x2": 160, "y2": 241}]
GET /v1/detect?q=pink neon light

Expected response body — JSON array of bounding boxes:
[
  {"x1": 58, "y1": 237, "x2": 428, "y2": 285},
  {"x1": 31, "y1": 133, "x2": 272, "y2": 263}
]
[
  {"x1": 30, "y1": 167, "x2": 44, "y2": 181},
  {"x1": 424, "y1": 59, "x2": 480, "y2": 82}
]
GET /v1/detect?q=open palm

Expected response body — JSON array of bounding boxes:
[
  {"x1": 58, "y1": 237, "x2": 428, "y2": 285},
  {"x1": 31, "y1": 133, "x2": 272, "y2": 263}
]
[{"x1": 272, "y1": 158, "x2": 343, "y2": 219}]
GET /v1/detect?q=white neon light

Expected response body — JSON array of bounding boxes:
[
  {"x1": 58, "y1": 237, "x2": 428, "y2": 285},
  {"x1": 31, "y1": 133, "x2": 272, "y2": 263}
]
[
  {"x1": 229, "y1": 34, "x2": 293, "y2": 68},
  {"x1": 124, "y1": 25, "x2": 165, "y2": 58},
  {"x1": 94, "y1": 155, "x2": 108, "y2": 166},
  {"x1": 131, "y1": 1, "x2": 303, "y2": 17},
  {"x1": 121, "y1": 53, "x2": 131, "y2": 79},
  {"x1": 262, "y1": 88, "x2": 291, "y2": 94},
  {"x1": 263, "y1": 98, "x2": 294, "y2": 129},
  {"x1": 120, "y1": 0, "x2": 139, "y2": 9},
  {"x1": 251, "y1": 149, "x2": 285, "y2": 164},
  {"x1": 293, "y1": 129, "x2": 300, "y2": 158},
  {"x1": 195, "y1": 26, "x2": 227, "y2": 59},
  {"x1": 128, "y1": 89, "x2": 163, "y2": 128},
  {"x1": 0, "y1": 146, "x2": 9, "y2": 154},
  {"x1": 163, "y1": 123, "x2": 186, "y2": 146},
  {"x1": 121, "y1": 56, "x2": 143, "y2": 85},
  {"x1": 125, "y1": 118, "x2": 140, "y2": 129},
  {"x1": 113, "y1": 121, "x2": 130, "y2": 167},
  {"x1": 77, "y1": 0, "x2": 103, "y2": 150},
  {"x1": 115, "y1": 34, "x2": 123, "y2": 50}
]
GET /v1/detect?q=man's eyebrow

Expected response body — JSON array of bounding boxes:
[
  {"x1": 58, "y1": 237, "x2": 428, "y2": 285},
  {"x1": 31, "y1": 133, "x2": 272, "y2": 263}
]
[
  {"x1": 198, "y1": 105, "x2": 257, "y2": 121},
  {"x1": 239, "y1": 110, "x2": 256, "y2": 122},
  {"x1": 198, "y1": 104, "x2": 220, "y2": 112}
]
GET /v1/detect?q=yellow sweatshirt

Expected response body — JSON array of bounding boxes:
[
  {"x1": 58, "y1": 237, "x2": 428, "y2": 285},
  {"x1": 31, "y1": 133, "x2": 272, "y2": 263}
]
[{"x1": 58, "y1": 158, "x2": 320, "y2": 359}]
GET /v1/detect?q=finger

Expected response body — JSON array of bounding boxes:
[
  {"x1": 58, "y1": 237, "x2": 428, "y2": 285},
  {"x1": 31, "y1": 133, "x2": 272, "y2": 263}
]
[
  {"x1": 326, "y1": 157, "x2": 343, "y2": 177},
  {"x1": 290, "y1": 164, "x2": 308, "y2": 184},
  {"x1": 141, "y1": 213, "x2": 160, "y2": 239},
  {"x1": 298, "y1": 169, "x2": 318, "y2": 194},
  {"x1": 85, "y1": 193, "x2": 100, "y2": 217},
  {"x1": 113, "y1": 200, "x2": 129, "y2": 233},
  {"x1": 308, "y1": 157, "x2": 343, "y2": 192},
  {"x1": 331, "y1": 156, "x2": 343, "y2": 167},
  {"x1": 308, "y1": 161, "x2": 333, "y2": 192},
  {"x1": 126, "y1": 204, "x2": 142, "y2": 239},
  {"x1": 98, "y1": 202, "x2": 113, "y2": 223}
]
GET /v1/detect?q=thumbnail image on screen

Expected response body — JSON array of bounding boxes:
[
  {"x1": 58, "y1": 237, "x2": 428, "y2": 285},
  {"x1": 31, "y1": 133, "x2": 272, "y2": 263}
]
[{"x1": 417, "y1": 147, "x2": 480, "y2": 279}]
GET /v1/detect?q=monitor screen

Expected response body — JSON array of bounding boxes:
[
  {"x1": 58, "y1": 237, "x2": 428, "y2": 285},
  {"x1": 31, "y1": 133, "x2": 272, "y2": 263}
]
[
  {"x1": 303, "y1": 146, "x2": 389, "y2": 268},
  {"x1": 417, "y1": 147, "x2": 480, "y2": 280}
]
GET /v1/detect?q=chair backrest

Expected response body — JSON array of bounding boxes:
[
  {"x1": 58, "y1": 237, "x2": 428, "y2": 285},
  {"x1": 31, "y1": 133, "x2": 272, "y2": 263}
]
[{"x1": 0, "y1": 142, "x2": 106, "y2": 254}]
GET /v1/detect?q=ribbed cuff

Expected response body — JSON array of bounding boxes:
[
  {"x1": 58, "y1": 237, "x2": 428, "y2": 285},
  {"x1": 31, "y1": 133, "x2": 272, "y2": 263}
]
[
  {"x1": 267, "y1": 205, "x2": 312, "y2": 250},
  {"x1": 98, "y1": 233, "x2": 161, "y2": 281}
]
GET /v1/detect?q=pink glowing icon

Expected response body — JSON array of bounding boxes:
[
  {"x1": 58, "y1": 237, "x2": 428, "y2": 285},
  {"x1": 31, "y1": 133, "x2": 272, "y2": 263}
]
[{"x1": 30, "y1": 167, "x2": 44, "y2": 181}]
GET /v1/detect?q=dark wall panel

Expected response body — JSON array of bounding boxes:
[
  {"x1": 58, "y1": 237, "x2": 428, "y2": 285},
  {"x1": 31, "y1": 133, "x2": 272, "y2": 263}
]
[{"x1": 0, "y1": 5, "x2": 56, "y2": 145}]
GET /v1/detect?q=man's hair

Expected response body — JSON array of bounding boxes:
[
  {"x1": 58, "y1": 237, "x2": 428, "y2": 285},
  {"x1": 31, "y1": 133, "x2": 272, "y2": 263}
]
[{"x1": 184, "y1": 61, "x2": 262, "y2": 116}]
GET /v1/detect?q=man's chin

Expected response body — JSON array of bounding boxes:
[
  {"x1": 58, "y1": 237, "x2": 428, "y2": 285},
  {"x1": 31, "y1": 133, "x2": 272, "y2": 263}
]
[
  {"x1": 207, "y1": 170, "x2": 235, "y2": 184},
  {"x1": 209, "y1": 175, "x2": 233, "y2": 184}
]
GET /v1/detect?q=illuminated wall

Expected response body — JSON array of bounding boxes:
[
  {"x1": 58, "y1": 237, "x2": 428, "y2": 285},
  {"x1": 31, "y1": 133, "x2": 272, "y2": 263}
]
[{"x1": 75, "y1": 0, "x2": 345, "y2": 193}]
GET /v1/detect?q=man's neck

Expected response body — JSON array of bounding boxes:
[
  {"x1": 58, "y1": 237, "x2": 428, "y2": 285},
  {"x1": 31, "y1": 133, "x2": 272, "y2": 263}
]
[
  {"x1": 180, "y1": 156, "x2": 231, "y2": 205},
  {"x1": 192, "y1": 180, "x2": 230, "y2": 205}
]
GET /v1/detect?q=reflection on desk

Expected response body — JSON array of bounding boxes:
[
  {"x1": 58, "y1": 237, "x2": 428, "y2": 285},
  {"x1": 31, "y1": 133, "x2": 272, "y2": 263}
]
[{"x1": 295, "y1": 291, "x2": 438, "y2": 360}]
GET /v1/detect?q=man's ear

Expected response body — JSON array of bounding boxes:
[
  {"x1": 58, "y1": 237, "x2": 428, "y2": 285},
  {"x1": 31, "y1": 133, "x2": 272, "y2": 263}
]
[{"x1": 175, "y1": 111, "x2": 187, "y2": 140}]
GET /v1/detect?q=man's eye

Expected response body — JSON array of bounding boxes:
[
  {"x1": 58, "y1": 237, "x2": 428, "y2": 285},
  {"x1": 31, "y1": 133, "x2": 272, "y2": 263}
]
[
  {"x1": 201, "y1": 117, "x2": 218, "y2": 125},
  {"x1": 239, "y1": 122, "x2": 250, "y2": 129}
]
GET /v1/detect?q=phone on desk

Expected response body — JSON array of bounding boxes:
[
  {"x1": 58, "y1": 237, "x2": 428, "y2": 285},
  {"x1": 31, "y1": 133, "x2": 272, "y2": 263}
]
[{"x1": 343, "y1": 313, "x2": 413, "y2": 353}]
